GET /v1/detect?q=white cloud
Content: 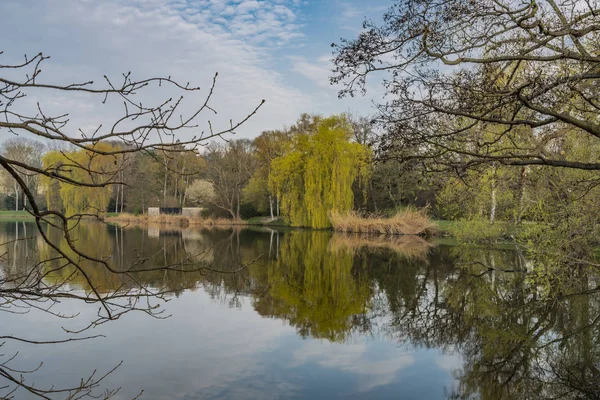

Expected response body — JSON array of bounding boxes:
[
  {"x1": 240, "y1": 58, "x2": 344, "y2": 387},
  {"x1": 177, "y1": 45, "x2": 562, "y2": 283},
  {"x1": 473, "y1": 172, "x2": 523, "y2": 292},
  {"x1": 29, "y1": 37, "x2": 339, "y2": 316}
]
[
  {"x1": 289, "y1": 55, "x2": 333, "y2": 90},
  {"x1": 1, "y1": 0, "x2": 312, "y2": 140},
  {"x1": 286, "y1": 53, "x2": 383, "y2": 117},
  {"x1": 293, "y1": 340, "x2": 415, "y2": 393}
]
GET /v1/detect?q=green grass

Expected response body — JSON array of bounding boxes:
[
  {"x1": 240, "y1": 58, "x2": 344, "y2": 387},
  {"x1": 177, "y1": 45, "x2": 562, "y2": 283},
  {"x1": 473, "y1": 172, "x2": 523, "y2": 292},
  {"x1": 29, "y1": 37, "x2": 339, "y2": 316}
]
[
  {"x1": 433, "y1": 220, "x2": 456, "y2": 233},
  {"x1": 245, "y1": 216, "x2": 290, "y2": 227},
  {"x1": 0, "y1": 210, "x2": 35, "y2": 219},
  {"x1": 434, "y1": 219, "x2": 522, "y2": 242}
]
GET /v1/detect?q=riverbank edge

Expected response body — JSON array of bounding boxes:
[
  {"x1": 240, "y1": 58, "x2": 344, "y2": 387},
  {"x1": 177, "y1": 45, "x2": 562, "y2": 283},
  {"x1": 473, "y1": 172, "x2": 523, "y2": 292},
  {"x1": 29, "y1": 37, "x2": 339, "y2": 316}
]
[
  {"x1": 0, "y1": 211, "x2": 35, "y2": 220},
  {"x1": 1, "y1": 210, "x2": 518, "y2": 241},
  {"x1": 105, "y1": 211, "x2": 441, "y2": 236}
]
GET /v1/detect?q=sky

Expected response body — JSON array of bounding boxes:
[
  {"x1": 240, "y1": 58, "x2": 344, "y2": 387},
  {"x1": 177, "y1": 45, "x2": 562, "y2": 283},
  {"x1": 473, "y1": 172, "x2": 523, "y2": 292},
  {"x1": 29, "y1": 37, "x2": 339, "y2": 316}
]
[{"x1": 1, "y1": 0, "x2": 392, "y2": 141}]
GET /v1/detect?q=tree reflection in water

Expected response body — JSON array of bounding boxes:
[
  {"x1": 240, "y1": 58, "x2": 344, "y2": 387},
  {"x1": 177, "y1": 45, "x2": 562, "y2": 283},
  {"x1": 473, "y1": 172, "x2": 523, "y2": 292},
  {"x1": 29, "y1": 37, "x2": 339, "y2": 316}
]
[{"x1": 1, "y1": 221, "x2": 599, "y2": 398}]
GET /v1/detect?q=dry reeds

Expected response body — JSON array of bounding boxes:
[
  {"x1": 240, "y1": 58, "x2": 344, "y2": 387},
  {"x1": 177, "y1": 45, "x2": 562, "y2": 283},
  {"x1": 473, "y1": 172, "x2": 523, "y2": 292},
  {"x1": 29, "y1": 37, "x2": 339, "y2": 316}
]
[{"x1": 329, "y1": 208, "x2": 437, "y2": 236}]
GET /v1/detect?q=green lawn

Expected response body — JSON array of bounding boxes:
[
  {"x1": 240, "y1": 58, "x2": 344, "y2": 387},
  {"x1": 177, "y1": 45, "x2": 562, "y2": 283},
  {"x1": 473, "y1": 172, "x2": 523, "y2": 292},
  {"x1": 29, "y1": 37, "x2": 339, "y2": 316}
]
[
  {"x1": 0, "y1": 210, "x2": 35, "y2": 219},
  {"x1": 246, "y1": 216, "x2": 289, "y2": 226}
]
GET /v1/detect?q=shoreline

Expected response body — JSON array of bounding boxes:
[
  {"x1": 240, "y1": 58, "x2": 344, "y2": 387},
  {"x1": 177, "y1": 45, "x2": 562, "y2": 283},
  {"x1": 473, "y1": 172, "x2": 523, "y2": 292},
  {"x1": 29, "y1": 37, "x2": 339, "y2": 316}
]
[
  {"x1": 106, "y1": 211, "x2": 440, "y2": 237},
  {"x1": 104, "y1": 213, "x2": 290, "y2": 229}
]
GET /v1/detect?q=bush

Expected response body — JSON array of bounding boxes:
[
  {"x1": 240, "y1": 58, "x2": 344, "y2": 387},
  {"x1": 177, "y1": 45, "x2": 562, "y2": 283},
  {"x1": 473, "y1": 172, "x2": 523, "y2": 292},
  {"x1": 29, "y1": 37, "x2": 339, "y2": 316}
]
[{"x1": 446, "y1": 219, "x2": 510, "y2": 242}]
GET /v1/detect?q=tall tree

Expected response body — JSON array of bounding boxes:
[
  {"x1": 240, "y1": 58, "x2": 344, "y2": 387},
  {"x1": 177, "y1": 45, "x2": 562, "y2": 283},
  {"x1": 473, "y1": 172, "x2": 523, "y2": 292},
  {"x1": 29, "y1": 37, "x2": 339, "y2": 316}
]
[
  {"x1": 244, "y1": 129, "x2": 292, "y2": 218},
  {"x1": 202, "y1": 139, "x2": 256, "y2": 219},
  {"x1": 0, "y1": 138, "x2": 44, "y2": 210},
  {"x1": 41, "y1": 143, "x2": 121, "y2": 217},
  {"x1": 270, "y1": 115, "x2": 371, "y2": 228}
]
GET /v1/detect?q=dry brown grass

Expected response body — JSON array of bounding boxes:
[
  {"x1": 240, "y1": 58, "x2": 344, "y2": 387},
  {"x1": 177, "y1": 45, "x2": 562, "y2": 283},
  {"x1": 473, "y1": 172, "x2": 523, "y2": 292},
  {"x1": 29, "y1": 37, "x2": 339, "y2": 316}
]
[
  {"x1": 329, "y1": 208, "x2": 437, "y2": 236},
  {"x1": 105, "y1": 213, "x2": 248, "y2": 228},
  {"x1": 329, "y1": 233, "x2": 433, "y2": 259}
]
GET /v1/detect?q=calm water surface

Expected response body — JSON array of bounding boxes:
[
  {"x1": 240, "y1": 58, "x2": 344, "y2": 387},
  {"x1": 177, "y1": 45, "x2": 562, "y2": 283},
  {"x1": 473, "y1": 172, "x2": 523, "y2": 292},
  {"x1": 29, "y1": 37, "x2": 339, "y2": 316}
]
[{"x1": 1, "y1": 221, "x2": 599, "y2": 399}]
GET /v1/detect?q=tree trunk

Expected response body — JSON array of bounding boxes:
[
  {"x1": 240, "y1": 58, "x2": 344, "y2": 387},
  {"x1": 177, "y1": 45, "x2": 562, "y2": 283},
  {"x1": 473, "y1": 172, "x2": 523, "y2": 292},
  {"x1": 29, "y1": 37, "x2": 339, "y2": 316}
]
[
  {"x1": 14, "y1": 185, "x2": 18, "y2": 211},
  {"x1": 236, "y1": 190, "x2": 241, "y2": 220},
  {"x1": 388, "y1": 184, "x2": 397, "y2": 208},
  {"x1": 115, "y1": 184, "x2": 120, "y2": 213},
  {"x1": 163, "y1": 161, "x2": 168, "y2": 205},
  {"x1": 516, "y1": 166, "x2": 527, "y2": 224},
  {"x1": 120, "y1": 170, "x2": 124, "y2": 213},
  {"x1": 489, "y1": 165, "x2": 497, "y2": 224},
  {"x1": 182, "y1": 175, "x2": 189, "y2": 205},
  {"x1": 269, "y1": 195, "x2": 274, "y2": 219},
  {"x1": 490, "y1": 187, "x2": 496, "y2": 223},
  {"x1": 369, "y1": 181, "x2": 378, "y2": 213},
  {"x1": 173, "y1": 176, "x2": 178, "y2": 203}
]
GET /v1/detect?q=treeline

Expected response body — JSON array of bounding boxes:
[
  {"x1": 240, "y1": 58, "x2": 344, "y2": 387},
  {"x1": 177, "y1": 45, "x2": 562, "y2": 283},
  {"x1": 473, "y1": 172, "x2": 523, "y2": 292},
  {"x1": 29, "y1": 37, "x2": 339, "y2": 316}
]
[
  {"x1": 3, "y1": 111, "x2": 598, "y2": 234},
  {"x1": 0, "y1": 114, "x2": 370, "y2": 226}
]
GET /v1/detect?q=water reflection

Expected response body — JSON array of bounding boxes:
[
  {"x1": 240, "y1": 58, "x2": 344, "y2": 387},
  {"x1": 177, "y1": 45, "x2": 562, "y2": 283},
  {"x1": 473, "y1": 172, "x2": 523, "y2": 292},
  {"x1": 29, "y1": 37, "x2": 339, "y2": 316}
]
[{"x1": 0, "y1": 221, "x2": 599, "y2": 399}]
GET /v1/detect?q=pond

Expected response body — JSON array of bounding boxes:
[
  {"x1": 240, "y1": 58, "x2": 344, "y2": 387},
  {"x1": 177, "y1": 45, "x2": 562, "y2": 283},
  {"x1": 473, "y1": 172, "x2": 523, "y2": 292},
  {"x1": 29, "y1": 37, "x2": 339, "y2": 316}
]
[{"x1": 0, "y1": 221, "x2": 599, "y2": 399}]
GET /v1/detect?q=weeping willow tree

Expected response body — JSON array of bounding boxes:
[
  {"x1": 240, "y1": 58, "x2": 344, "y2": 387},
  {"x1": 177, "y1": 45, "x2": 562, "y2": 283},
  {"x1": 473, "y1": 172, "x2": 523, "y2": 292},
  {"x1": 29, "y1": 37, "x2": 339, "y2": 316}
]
[
  {"x1": 269, "y1": 115, "x2": 370, "y2": 228},
  {"x1": 41, "y1": 142, "x2": 121, "y2": 216}
]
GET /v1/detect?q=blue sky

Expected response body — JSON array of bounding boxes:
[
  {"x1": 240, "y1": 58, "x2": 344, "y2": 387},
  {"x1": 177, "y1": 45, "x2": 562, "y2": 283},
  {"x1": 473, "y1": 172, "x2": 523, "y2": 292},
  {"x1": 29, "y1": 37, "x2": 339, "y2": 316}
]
[{"x1": 1, "y1": 0, "x2": 391, "y2": 140}]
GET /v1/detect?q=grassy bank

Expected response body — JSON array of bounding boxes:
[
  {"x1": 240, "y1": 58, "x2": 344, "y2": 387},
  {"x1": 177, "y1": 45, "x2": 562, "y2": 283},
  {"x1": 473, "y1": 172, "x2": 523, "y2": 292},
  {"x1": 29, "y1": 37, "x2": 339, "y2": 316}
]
[
  {"x1": 330, "y1": 209, "x2": 437, "y2": 236},
  {"x1": 0, "y1": 210, "x2": 35, "y2": 220},
  {"x1": 435, "y1": 219, "x2": 520, "y2": 242}
]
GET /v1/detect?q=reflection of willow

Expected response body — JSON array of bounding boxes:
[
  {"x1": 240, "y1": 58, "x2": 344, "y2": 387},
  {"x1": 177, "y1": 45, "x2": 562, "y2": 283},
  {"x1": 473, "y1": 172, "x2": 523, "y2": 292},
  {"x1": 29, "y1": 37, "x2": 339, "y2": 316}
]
[
  {"x1": 252, "y1": 231, "x2": 371, "y2": 342},
  {"x1": 380, "y1": 243, "x2": 600, "y2": 399}
]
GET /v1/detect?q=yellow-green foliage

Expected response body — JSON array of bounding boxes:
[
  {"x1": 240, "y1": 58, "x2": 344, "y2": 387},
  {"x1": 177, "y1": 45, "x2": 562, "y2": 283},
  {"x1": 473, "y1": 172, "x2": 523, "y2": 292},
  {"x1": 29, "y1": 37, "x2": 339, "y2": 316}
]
[
  {"x1": 269, "y1": 116, "x2": 370, "y2": 228},
  {"x1": 446, "y1": 219, "x2": 510, "y2": 242},
  {"x1": 252, "y1": 230, "x2": 371, "y2": 342},
  {"x1": 41, "y1": 143, "x2": 120, "y2": 216},
  {"x1": 437, "y1": 166, "x2": 516, "y2": 221}
]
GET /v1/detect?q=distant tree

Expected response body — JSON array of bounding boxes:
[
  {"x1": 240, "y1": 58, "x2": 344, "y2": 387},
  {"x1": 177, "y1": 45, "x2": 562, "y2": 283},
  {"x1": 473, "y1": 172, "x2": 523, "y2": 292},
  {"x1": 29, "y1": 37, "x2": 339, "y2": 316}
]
[
  {"x1": 186, "y1": 179, "x2": 216, "y2": 207},
  {"x1": 202, "y1": 139, "x2": 256, "y2": 219},
  {"x1": 125, "y1": 151, "x2": 163, "y2": 212},
  {"x1": 244, "y1": 129, "x2": 292, "y2": 218},
  {"x1": 0, "y1": 138, "x2": 44, "y2": 210},
  {"x1": 41, "y1": 143, "x2": 123, "y2": 217}
]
